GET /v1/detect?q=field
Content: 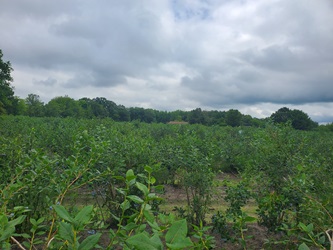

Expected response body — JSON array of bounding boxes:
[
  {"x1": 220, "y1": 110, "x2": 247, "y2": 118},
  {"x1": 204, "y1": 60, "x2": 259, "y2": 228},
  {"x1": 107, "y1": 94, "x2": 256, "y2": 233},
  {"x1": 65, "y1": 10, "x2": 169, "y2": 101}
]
[{"x1": 1, "y1": 116, "x2": 333, "y2": 249}]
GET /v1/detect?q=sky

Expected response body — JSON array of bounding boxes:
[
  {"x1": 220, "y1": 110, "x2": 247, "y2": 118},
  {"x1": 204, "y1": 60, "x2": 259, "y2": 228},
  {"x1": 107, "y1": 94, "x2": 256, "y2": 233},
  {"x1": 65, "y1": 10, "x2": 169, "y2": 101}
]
[{"x1": 1, "y1": 0, "x2": 333, "y2": 123}]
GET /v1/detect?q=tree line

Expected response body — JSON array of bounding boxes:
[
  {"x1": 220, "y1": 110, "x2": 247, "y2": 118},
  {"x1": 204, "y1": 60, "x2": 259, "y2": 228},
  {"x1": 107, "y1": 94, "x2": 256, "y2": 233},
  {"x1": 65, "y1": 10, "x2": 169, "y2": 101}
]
[
  {"x1": 9, "y1": 93, "x2": 265, "y2": 126},
  {"x1": 0, "y1": 49, "x2": 322, "y2": 130}
]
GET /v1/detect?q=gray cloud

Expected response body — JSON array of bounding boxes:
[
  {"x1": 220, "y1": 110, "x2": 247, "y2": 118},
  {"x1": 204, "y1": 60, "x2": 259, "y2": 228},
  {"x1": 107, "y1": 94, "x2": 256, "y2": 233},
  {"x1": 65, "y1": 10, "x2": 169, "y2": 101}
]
[
  {"x1": 1, "y1": 0, "x2": 333, "y2": 122},
  {"x1": 240, "y1": 46, "x2": 302, "y2": 72},
  {"x1": 33, "y1": 77, "x2": 57, "y2": 86}
]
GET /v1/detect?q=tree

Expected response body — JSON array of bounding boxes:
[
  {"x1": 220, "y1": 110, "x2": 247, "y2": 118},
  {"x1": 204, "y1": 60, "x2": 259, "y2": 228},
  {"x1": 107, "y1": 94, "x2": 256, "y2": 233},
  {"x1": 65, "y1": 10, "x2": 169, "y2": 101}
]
[
  {"x1": 271, "y1": 107, "x2": 318, "y2": 130},
  {"x1": 117, "y1": 104, "x2": 130, "y2": 121},
  {"x1": 241, "y1": 114, "x2": 253, "y2": 126},
  {"x1": 0, "y1": 49, "x2": 17, "y2": 115},
  {"x1": 16, "y1": 98, "x2": 27, "y2": 115},
  {"x1": 129, "y1": 107, "x2": 145, "y2": 121},
  {"x1": 142, "y1": 109, "x2": 156, "y2": 123},
  {"x1": 25, "y1": 93, "x2": 45, "y2": 117},
  {"x1": 290, "y1": 109, "x2": 318, "y2": 130},
  {"x1": 155, "y1": 110, "x2": 171, "y2": 123},
  {"x1": 225, "y1": 109, "x2": 242, "y2": 127},
  {"x1": 78, "y1": 97, "x2": 107, "y2": 118},
  {"x1": 93, "y1": 97, "x2": 119, "y2": 120},
  {"x1": 270, "y1": 107, "x2": 291, "y2": 124},
  {"x1": 45, "y1": 96, "x2": 82, "y2": 117},
  {"x1": 204, "y1": 110, "x2": 226, "y2": 126},
  {"x1": 170, "y1": 110, "x2": 188, "y2": 122},
  {"x1": 188, "y1": 108, "x2": 206, "y2": 124}
]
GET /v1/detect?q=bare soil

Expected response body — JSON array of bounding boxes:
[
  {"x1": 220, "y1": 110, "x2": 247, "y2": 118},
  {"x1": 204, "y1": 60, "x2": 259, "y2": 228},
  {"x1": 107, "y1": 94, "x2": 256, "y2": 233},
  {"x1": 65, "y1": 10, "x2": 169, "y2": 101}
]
[{"x1": 157, "y1": 173, "x2": 275, "y2": 249}]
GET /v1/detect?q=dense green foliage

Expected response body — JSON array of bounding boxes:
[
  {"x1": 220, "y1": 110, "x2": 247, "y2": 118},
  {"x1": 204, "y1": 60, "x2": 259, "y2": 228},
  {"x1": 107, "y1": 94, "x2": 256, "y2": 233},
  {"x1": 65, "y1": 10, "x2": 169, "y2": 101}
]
[
  {"x1": 0, "y1": 49, "x2": 19, "y2": 115},
  {"x1": 271, "y1": 107, "x2": 318, "y2": 130},
  {"x1": 9, "y1": 91, "x2": 327, "y2": 130},
  {"x1": 9, "y1": 92, "x2": 326, "y2": 130},
  {"x1": 18, "y1": 95, "x2": 269, "y2": 127},
  {"x1": 1, "y1": 116, "x2": 333, "y2": 249}
]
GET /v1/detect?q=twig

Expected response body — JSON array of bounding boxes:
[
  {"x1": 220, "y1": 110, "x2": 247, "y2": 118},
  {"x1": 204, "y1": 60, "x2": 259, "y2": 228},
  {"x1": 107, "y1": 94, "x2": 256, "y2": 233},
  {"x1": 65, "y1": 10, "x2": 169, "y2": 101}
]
[
  {"x1": 11, "y1": 236, "x2": 26, "y2": 250},
  {"x1": 325, "y1": 230, "x2": 333, "y2": 250}
]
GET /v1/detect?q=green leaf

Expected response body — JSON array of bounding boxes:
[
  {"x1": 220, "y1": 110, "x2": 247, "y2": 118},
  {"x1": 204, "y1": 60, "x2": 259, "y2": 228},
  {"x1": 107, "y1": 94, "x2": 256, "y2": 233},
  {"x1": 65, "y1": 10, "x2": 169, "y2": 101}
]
[
  {"x1": 300, "y1": 237, "x2": 312, "y2": 243},
  {"x1": 78, "y1": 233, "x2": 102, "y2": 250},
  {"x1": 137, "y1": 174, "x2": 147, "y2": 179},
  {"x1": 166, "y1": 237, "x2": 193, "y2": 249},
  {"x1": 126, "y1": 233, "x2": 162, "y2": 250},
  {"x1": 122, "y1": 222, "x2": 138, "y2": 231},
  {"x1": 147, "y1": 193, "x2": 157, "y2": 199},
  {"x1": 244, "y1": 215, "x2": 256, "y2": 222},
  {"x1": 120, "y1": 200, "x2": 130, "y2": 211},
  {"x1": 138, "y1": 224, "x2": 147, "y2": 233},
  {"x1": 13, "y1": 206, "x2": 31, "y2": 213},
  {"x1": 30, "y1": 218, "x2": 37, "y2": 226},
  {"x1": 116, "y1": 187, "x2": 126, "y2": 196},
  {"x1": 136, "y1": 182, "x2": 149, "y2": 196},
  {"x1": 144, "y1": 204, "x2": 152, "y2": 211},
  {"x1": 144, "y1": 165, "x2": 153, "y2": 174},
  {"x1": 299, "y1": 222, "x2": 308, "y2": 232},
  {"x1": 127, "y1": 195, "x2": 144, "y2": 204},
  {"x1": 165, "y1": 219, "x2": 188, "y2": 244},
  {"x1": 21, "y1": 233, "x2": 31, "y2": 239},
  {"x1": 111, "y1": 213, "x2": 120, "y2": 222},
  {"x1": 113, "y1": 175, "x2": 125, "y2": 181},
  {"x1": 126, "y1": 169, "x2": 136, "y2": 182},
  {"x1": 8, "y1": 215, "x2": 26, "y2": 228},
  {"x1": 0, "y1": 214, "x2": 8, "y2": 225},
  {"x1": 36, "y1": 217, "x2": 45, "y2": 224},
  {"x1": 22, "y1": 241, "x2": 31, "y2": 249},
  {"x1": 150, "y1": 176, "x2": 156, "y2": 185},
  {"x1": 298, "y1": 242, "x2": 311, "y2": 250},
  {"x1": 58, "y1": 221, "x2": 74, "y2": 243},
  {"x1": 306, "y1": 223, "x2": 313, "y2": 232},
  {"x1": 54, "y1": 205, "x2": 74, "y2": 223},
  {"x1": 147, "y1": 221, "x2": 161, "y2": 232},
  {"x1": 74, "y1": 205, "x2": 93, "y2": 226},
  {"x1": 318, "y1": 235, "x2": 326, "y2": 244},
  {"x1": 33, "y1": 239, "x2": 43, "y2": 245},
  {"x1": 0, "y1": 226, "x2": 15, "y2": 241},
  {"x1": 150, "y1": 233, "x2": 163, "y2": 250},
  {"x1": 13, "y1": 206, "x2": 26, "y2": 212},
  {"x1": 143, "y1": 210, "x2": 155, "y2": 223},
  {"x1": 154, "y1": 185, "x2": 164, "y2": 192}
]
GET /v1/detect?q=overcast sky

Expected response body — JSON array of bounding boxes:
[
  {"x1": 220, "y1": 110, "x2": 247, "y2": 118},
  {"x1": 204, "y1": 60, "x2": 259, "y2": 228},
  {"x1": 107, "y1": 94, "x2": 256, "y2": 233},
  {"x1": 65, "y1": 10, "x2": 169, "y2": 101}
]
[{"x1": 1, "y1": 0, "x2": 333, "y2": 122}]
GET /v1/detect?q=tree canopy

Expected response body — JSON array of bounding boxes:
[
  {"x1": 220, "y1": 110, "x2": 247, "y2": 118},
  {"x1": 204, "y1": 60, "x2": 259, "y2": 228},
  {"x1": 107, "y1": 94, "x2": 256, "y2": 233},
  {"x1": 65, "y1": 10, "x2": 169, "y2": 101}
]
[
  {"x1": 45, "y1": 96, "x2": 81, "y2": 118},
  {"x1": 25, "y1": 94, "x2": 45, "y2": 117},
  {"x1": 270, "y1": 107, "x2": 318, "y2": 130},
  {"x1": 225, "y1": 109, "x2": 242, "y2": 127},
  {"x1": 0, "y1": 49, "x2": 17, "y2": 115}
]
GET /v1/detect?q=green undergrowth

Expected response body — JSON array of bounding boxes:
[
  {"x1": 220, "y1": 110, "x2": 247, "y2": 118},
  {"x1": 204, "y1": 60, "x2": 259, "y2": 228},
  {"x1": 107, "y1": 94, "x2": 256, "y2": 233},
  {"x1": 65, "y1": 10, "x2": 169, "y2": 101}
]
[{"x1": 1, "y1": 116, "x2": 333, "y2": 249}]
